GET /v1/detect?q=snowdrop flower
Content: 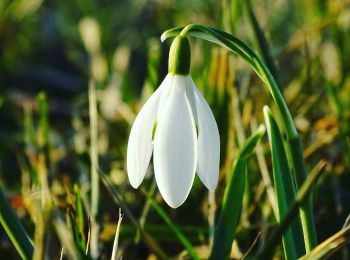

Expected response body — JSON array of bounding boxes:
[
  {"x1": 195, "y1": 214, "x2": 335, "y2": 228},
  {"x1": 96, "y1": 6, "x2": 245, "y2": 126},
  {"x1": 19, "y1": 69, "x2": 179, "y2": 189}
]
[{"x1": 127, "y1": 36, "x2": 220, "y2": 208}]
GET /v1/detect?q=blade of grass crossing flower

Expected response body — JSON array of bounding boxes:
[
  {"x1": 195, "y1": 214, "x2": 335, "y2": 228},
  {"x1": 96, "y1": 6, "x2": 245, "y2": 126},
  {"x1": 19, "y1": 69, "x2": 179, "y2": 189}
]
[
  {"x1": 210, "y1": 125, "x2": 265, "y2": 260},
  {"x1": 0, "y1": 188, "x2": 34, "y2": 259},
  {"x1": 144, "y1": 193, "x2": 200, "y2": 260},
  {"x1": 264, "y1": 106, "x2": 302, "y2": 259}
]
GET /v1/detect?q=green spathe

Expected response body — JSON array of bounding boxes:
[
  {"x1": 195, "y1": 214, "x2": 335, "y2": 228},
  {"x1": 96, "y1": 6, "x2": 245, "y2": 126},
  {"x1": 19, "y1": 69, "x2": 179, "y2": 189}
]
[{"x1": 168, "y1": 36, "x2": 191, "y2": 75}]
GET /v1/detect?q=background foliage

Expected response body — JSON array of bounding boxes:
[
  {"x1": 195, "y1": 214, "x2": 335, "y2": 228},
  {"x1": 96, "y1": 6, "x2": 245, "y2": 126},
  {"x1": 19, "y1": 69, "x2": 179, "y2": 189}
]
[{"x1": 0, "y1": 0, "x2": 350, "y2": 259}]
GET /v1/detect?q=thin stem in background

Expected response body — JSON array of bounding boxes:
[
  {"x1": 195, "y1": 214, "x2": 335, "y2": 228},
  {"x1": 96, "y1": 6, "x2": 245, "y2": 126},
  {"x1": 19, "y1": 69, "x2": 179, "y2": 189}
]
[
  {"x1": 251, "y1": 118, "x2": 277, "y2": 216},
  {"x1": 33, "y1": 92, "x2": 52, "y2": 260},
  {"x1": 89, "y1": 80, "x2": 100, "y2": 258},
  {"x1": 244, "y1": 0, "x2": 280, "y2": 88},
  {"x1": 111, "y1": 208, "x2": 124, "y2": 260},
  {"x1": 135, "y1": 178, "x2": 157, "y2": 243},
  {"x1": 208, "y1": 191, "x2": 216, "y2": 246}
]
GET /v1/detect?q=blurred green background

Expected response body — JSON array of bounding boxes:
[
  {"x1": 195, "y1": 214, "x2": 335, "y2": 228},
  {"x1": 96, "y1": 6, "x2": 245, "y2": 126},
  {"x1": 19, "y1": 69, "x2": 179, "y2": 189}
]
[{"x1": 0, "y1": 0, "x2": 350, "y2": 259}]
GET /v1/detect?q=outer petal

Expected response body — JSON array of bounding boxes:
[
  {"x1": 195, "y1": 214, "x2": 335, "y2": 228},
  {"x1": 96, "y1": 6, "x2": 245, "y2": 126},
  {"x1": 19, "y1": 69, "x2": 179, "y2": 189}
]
[
  {"x1": 193, "y1": 83, "x2": 220, "y2": 191},
  {"x1": 184, "y1": 76, "x2": 198, "y2": 124},
  {"x1": 127, "y1": 74, "x2": 173, "y2": 188},
  {"x1": 154, "y1": 75, "x2": 197, "y2": 208}
]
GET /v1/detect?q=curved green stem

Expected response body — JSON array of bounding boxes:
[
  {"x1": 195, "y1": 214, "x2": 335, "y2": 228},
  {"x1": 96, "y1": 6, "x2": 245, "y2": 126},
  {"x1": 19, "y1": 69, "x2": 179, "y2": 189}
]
[
  {"x1": 164, "y1": 24, "x2": 297, "y2": 139},
  {"x1": 162, "y1": 24, "x2": 317, "y2": 252}
]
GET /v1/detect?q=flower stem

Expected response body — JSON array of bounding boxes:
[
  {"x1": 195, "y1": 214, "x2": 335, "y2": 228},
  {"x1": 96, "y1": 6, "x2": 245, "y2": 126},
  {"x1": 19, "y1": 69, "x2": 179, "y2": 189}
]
[{"x1": 162, "y1": 23, "x2": 318, "y2": 252}]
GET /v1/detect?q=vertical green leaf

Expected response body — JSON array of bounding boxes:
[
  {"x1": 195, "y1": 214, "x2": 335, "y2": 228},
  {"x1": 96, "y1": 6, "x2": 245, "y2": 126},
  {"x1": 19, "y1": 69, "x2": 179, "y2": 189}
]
[
  {"x1": 257, "y1": 160, "x2": 325, "y2": 259},
  {"x1": 210, "y1": 125, "x2": 265, "y2": 259},
  {"x1": 144, "y1": 195, "x2": 200, "y2": 260},
  {"x1": 67, "y1": 208, "x2": 86, "y2": 254},
  {"x1": 0, "y1": 188, "x2": 34, "y2": 259},
  {"x1": 88, "y1": 80, "x2": 100, "y2": 258},
  {"x1": 286, "y1": 137, "x2": 318, "y2": 252},
  {"x1": 264, "y1": 106, "x2": 303, "y2": 259},
  {"x1": 74, "y1": 185, "x2": 86, "y2": 246}
]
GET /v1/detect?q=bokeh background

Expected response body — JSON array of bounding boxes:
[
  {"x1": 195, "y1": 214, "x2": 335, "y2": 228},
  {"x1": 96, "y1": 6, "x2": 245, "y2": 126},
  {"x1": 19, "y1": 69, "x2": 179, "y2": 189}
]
[{"x1": 0, "y1": 0, "x2": 350, "y2": 258}]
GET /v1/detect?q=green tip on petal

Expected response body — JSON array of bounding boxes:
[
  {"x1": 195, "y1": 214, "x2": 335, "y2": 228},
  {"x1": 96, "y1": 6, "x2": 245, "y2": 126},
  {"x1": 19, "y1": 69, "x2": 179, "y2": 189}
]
[{"x1": 168, "y1": 36, "x2": 191, "y2": 75}]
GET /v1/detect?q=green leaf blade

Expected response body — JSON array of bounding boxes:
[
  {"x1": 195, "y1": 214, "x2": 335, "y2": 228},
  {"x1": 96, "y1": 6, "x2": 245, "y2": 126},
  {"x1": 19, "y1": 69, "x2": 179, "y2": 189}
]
[
  {"x1": 264, "y1": 106, "x2": 303, "y2": 259},
  {"x1": 210, "y1": 125, "x2": 265, "y2": 260},
  {"x1": 0, "y1": 188, "x2": 34, "y2": 260},
  {"x1": 145, "y1": 195, "x2": 200, "y2": 260}
]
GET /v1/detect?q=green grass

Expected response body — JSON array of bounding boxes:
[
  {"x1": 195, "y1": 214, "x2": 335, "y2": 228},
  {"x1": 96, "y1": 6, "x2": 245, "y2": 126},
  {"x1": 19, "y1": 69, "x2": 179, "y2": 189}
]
[{"x1": 0, "y1": 0, "x2": 350, "y2": 259}]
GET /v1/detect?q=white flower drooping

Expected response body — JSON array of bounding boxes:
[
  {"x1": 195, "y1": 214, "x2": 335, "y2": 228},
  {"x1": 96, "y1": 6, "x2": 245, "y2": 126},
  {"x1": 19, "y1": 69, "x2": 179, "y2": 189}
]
[{"x1": 127, "y1": 36, "x2": 220, "y2": 208}]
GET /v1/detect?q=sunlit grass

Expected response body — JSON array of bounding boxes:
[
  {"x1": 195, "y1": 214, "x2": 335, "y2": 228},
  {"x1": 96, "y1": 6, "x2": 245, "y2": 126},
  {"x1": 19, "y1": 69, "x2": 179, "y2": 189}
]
[{"x1": 0, "y1": 0, "x2": 350, "y2": 259}]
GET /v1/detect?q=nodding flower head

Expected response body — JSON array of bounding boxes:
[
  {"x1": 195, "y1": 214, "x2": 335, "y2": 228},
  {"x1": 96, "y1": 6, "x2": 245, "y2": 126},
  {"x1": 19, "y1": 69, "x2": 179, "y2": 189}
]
[{"x1": 127, "y1": 35, "x2": 220, "y2": 208}]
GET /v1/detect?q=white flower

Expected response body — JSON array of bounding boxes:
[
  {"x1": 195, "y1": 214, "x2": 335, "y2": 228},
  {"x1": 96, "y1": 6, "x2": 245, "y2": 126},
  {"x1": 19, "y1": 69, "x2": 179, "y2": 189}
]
[{"x1": 126, "y1": 36, "x2": 220, "y2": 208}]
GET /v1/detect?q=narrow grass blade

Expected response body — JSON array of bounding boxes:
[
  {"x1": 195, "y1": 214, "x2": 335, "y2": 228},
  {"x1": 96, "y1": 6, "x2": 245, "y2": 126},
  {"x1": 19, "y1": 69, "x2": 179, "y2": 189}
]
[
  {"x1": 326, "y1": 80, "x2": 350, "y2": 168},
  {"x1": 88, "y1": 80, "x2": 100, "y2": 258},
  {"x1": 54, "y1": 214, "x2": 88, "y2": 260},
  {"x1": 74, "y1": 185, "x2": 86, "y2": 248},
  {"x1": 251, "y1": 119, "x2": 278, "y2": 216},
  {"x1": 37, "y1": 92, "x2": 49, "y2": 151},
  {"x1": 244, "y1": 0, "x2": 279, "y2": 87},
  {"x1": 144, "y1": 193, "x2": 200, "y2": 260},
  {"x1": 210, "y1": 125, "x2": 265, "y2": 260},
  {"x1": 67, "y1": 208, "x2": 86, "y2": 254},
  {"x1": 287, "y1": 136, "x2": 318, "y2": 251},
  {"x1": 37, "y1": 92, "x2": 51, "y2": 208},
  {"x1": 111, "y1": 208, "x2": 123, "y2": 260},
  {"x1": 98, "y1": 169, "x2": 169, "y2": 259},
  {"x1": 256, "y1": 160, "x2": 326, "y2": 259},
  {"x1": 135, "y1": 180, "x2": 157, "y2": 243},
  {"x1": 241, "y1": 232, "x2": 261, "y2": 260},
  {"x1": 0, "y1": 188, "x2": 34, "y2": 259},
  {"x1": 299, "y1": 222, "x2": 350, "y2": 260},
  {"x1": 264, "y1": 106, "x2": 302, "y2": 259}
]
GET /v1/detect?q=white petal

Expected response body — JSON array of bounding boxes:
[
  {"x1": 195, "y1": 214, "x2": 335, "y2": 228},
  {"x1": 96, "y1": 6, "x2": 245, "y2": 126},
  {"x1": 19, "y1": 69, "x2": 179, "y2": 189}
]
[
  {"x1": 184, "y1": 76, "x2": 198, "y2": 124},
  {"x1": 153, "y1": 75, "x2": 197, "y2": 208},
  {"x1": 193, "y1": 84, "x2": 220, "y2": 191},
  {"x1": 127, "y1": 74, "x2": 173, "y2": 188},
  {"x1": 158, "y1": 75, "x2": 198, "y2": 123}
]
